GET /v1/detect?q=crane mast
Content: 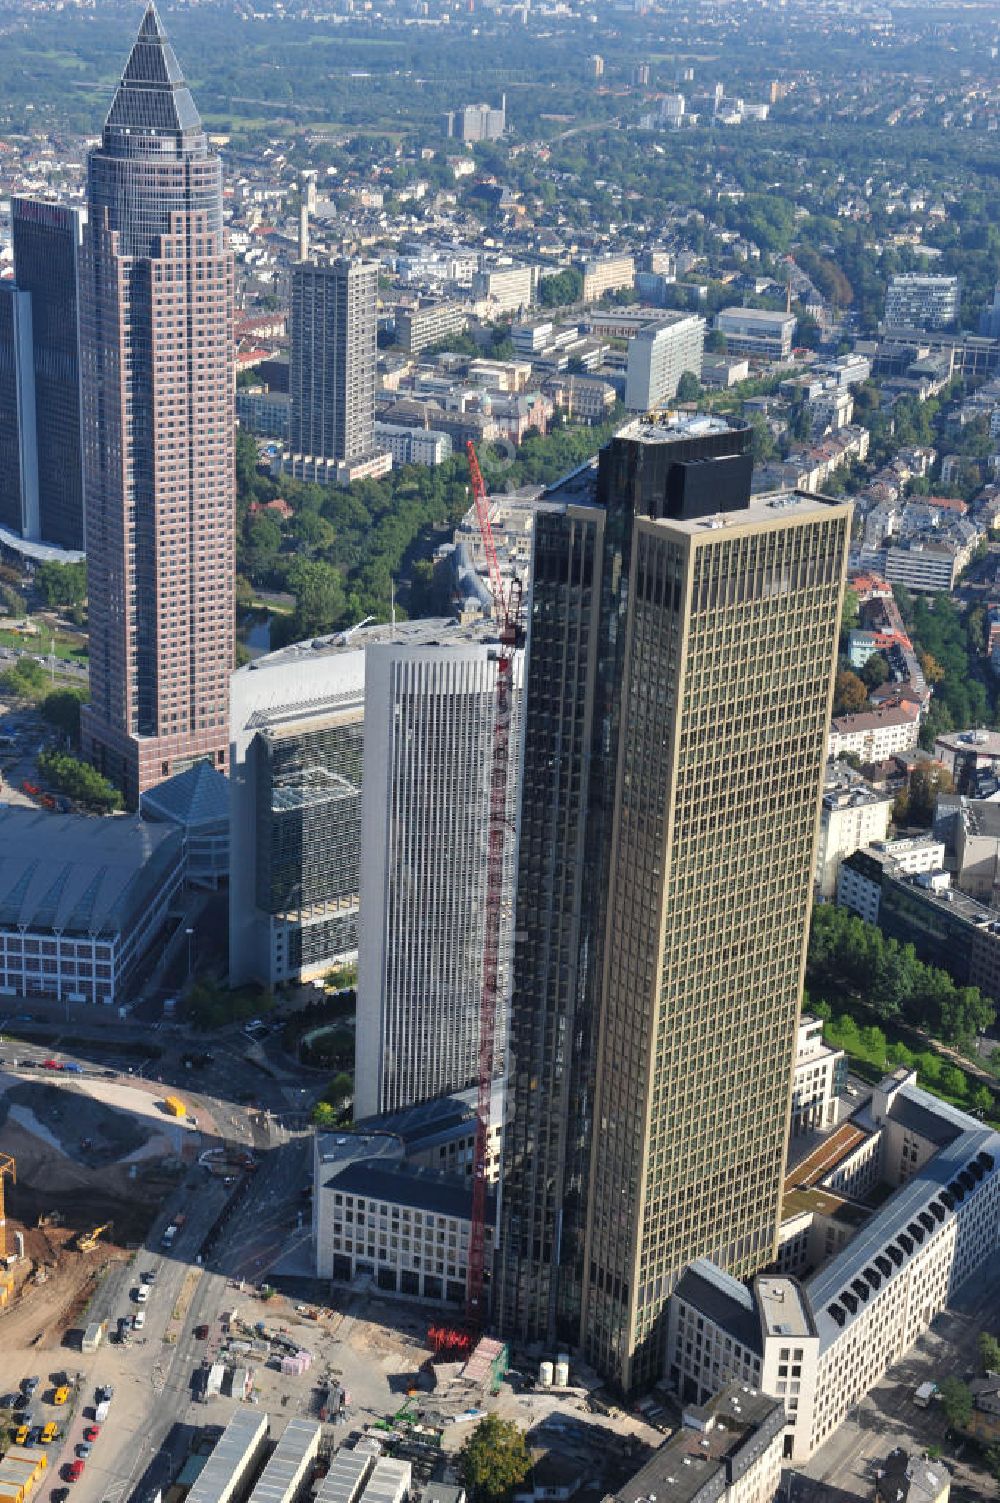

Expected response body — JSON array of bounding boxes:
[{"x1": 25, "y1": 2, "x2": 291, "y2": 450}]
[{"x1": 465, "y1": 440, "x2": 522, "y2": 1323}]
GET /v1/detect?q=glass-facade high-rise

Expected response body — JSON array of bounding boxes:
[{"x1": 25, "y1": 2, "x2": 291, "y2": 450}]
[
  {"x1": 0, "y1": 201, "x2": 85, "y2": 553},
  {"x1": 498, "y1": 415, "x2": 850, "y2": 1395},
  {"x1": 79, "y1": 4, "x2": 234, "y2": 807}
]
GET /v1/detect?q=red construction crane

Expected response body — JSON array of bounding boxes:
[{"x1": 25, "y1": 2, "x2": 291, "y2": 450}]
[{"x1": 465, "y1": 439, "x2": 523, "y2": 1325}]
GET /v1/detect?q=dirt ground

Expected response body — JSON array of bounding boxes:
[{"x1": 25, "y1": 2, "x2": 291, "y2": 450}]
[{"x1": 0, "y1": 1072, "x2": 191, "y2": 1353}]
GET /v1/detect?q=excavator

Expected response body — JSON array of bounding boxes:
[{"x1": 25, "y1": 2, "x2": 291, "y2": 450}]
[{"x1": 74, "y1": 1222, "x2": 112, "y2": 1253}]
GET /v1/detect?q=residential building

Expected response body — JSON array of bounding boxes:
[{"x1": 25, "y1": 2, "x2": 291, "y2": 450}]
[
  {"x1": 395, "y1": 301, "x2": 467, "y2": 356},
  {"x1": 936, "y1": 797, "x2": 1000, "y2": 903},
  {"x1": 884, "y1": 275, "x2": 960, "y2": 332},
  {"x1": 791, "y1": 1016, "x2": 844, "y2": 1135},
  {"x1": 354, "y1": 627, "x2": 523, "y2": 1119},
  {"x1": 229, "y1": 629, "x2": 375, "y2": 989},
  {"x1": 717, "y1": 307, "x2": 797, "y2": 360},
  {"x1": 624, "y1": 314, "x2": 706, "y2": 411},
  {"x1": 579, "y1": 254, "x2": 636, "y2": 303},
  {"x1": 964, "y1": 1377, "x2": 1000, "y2": 1445},
  {"x1": 470, "y1": 264, "x2": 536, "y2": 315},
  {"x1": 816, "y1": 765, "x2": 894, "y2": 899},
  {"x1": 874, "y1": 1451, "x2": 950, "y2": 1503},
  {"x1": 828, "y1": 703, "x2": 921, "y2": 762},
  {"x1": 542, "y1": 375, "x2": 618, "y2": 424},
  {"x1": 606, "y1": 1386, "x2": 784, "y2": 1503},
  {"x1": 878, "y1": 540, "x2": 971, "y2": 593},
  {"x1": 701, "y1": 354, "x2": 751, "y2": 389},
  {"x1": 0, "y1": 198, "x2": 86, "y2": 553},
  {"x1": 373, "y1": 422, "x2": 452, "y2": 468},
  {"x1": 236, "y1": 386, "x2": 290, "y2": 441},
  {"x1": 445, "y1": 97, "x2": 505, "y2": 142},
  {"x1": 78, "y1": 6, "x2": 235, "y2": 807},
  {"x1": 0, "y1": 808, "x2": 184, "y2": 1007},
  {"x1": 666, "y1": 1073, "x2": 1000, "y2": 1462},
  {"x1": 933, "y1": 728, "x2": 1000, "y2": 781},
  {"x1": 838, "y1": 851, "x2": 1000, "y2": 1001},
  {"x1": 313, "y1": 1114, "x2": 496, "y2": 1305},
  {"x1": 285, "y1": 257, "x2": 385, "y2": 488},
  {"x1": 497, "y1": 412, "x2": 850, "y2": 1393}
]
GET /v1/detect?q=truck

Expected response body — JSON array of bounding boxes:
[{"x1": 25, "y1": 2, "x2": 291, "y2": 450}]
[
  {"x1": 162, "y1": 1096, "x2": 186, "y2": 1119},
  {"x1": 94, "y1": 1399, "x2": 111, "y2": 1424},
  {"x1": 81, "y1": 1321, "x2": 105, "y2": 1353},
  {"x1": 913, "y1": 1382, "x2": 938, "y2": 1408}
]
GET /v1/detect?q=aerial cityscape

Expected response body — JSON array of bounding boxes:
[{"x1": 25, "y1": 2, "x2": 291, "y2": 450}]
[{"x1": 1, "y1": 2, "x2": 1000, "y2": 1503}]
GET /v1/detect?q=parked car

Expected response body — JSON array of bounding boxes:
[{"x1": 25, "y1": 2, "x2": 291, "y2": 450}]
[
  {"x1": 66, "y1": 1461, "x2": 84, "y2": 1482},
  {"x1": 194, "y1": 1325, "x2": 209, "y2": 1340},
  {"x1": 22, "y1": 1377, "x2": 40, "y2": 1396},
  {"x1": 75, "y1": 1444, "x2": 91, "y2": 1460},
  {"x1": 83, "y1": 1426, "x2": 99, "y2": 1443},
  {"x1": 53, "y1": 1387, "x2": 70, "y2": 1405},
  {"x1": 41, "y1": 1060, "x2": 62, "y2": 1071},
  {"x1": 133, "y1": 1310, "x2": 145, "y2": 1330}
]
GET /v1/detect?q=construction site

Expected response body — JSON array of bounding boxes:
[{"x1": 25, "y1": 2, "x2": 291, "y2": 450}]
[{"x1": 0, "y1": 1066, "x2": 199, "y2": 1353}]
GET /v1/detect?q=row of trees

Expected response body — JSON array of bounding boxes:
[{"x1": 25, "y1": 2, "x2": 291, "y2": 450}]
[
  {"x1": 807, "y1": 902, "x2": 995, "y2": 1047},
  {"x1": 37, "y1": 746, "x2": 121, "y2": 814},
  {"x1": 817, "y1": 1009, "x2": 996, "y2": 1117}
]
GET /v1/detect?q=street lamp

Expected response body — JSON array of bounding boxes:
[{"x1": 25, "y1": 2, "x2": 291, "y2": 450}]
[{"x1": 185, "y1": 927, "x2": 195, "y2": 984}]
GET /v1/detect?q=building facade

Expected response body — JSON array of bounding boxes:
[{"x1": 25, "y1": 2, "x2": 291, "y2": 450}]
[
  {"x1": 816, "y1": 766, "x2": 894, "y2": 899},
  {"x1": 717, "y1": 308, "x2": 796, "y2": 360},
  {"x1": 496, "y1": 413, "x2": 850, "y2": 1395},
  {"x1": 582, "y1": 471, "x2": 849, "y2": 1392},
  {"x1": 884, "y1": 275, "x2": 960, "y2": 332},
  {"x1": 0, "y1": 808, "x2": 183, "y2": 1007},
  {"x1": 790, "y1": 1016, "x2": 844, "y2": 1135},
  {"x1": 667, "y1": 1077, "x2": 1000, "y2": 1463},
  {"x1": 229, "y1": 632, "x2": 368, "y2": 989},
  {"x1": 287, "y1": 258, "x2": 381, "y2": 485},
  {"x1": 355, "y1": 631, "x2": 523, "y2": 1119},
  {"x1": 395, "y1": 301, "x2": 467, "y2": 355},
  {"x1": 79, "y1": 5, "x2": 235, "y2": 807},
  {"x1": 0, "y1": 199, "x2": 86, "y2": 553},
  {"x1": 828, "y1": 703, "x2": 921, "y2": 761},
  {"x1": 580, "y1": 255, "x2": 636, "y2": 303},
  {"x1": 624, "y1": 315, "x2": 706, "y2": 412}
]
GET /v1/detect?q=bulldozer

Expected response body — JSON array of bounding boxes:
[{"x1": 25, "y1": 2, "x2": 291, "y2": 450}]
[{"x1": 74, "y1": 1222, "x2": 113, "y2": 1253}]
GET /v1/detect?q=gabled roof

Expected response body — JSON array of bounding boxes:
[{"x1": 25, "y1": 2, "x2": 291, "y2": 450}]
[{"x1": 103, "y1": 4, "x2": 204, "y2": 150}]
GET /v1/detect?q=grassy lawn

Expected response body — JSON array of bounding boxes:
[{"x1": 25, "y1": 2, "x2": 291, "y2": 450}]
[{"x1": 0, "y1": 628, "x2": 87, "y2": 662}]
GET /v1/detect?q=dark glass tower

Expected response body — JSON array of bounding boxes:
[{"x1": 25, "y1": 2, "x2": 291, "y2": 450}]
[
  {"x1": 79, "y1": 4, "x2": 234, "y2": 807},
  {"x1": 11, "y1": 199, "x2": 86, "y2": 551},
  {"x1": 0, "y1": 201, "x2": 85, "y2": 552}
]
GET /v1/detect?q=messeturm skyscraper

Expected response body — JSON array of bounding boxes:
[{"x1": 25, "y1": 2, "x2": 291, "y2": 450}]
[
  {"x1": 498, "y1": 416, "x2": 850, "y2": 1394},
  {"x1": 79, "y1": 5, "x2": 234, "y2": 807}
]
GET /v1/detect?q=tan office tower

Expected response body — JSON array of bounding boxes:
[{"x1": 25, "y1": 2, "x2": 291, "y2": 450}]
[
  {"x1": 79, "y1": 6, "x2": 234, "y2": 807},
  {"x1": 581, "y1": 443, "x2": 850, "y2": 1392}
]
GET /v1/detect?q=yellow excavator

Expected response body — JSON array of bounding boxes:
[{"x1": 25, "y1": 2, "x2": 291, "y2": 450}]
[{"x1": 74, "y1": 1222, "x2": 113, "y2": 1253}]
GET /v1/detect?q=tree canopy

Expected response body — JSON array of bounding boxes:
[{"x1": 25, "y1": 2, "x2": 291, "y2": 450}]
[{"x1": 459, "y1": 1417, "x2": 532, "y2": 1503}]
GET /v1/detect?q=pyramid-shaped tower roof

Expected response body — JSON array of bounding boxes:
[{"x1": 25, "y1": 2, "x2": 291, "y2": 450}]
[{"x1": 103, "y1": 4, "x2": 205, "y2": 151}]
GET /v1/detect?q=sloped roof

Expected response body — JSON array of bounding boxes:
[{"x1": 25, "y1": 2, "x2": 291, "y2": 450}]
[
  {"x1": 0, "y1": 809, "x2": 182, "y2": 938},
  {"x1": 139, "y1": 761, "x2": 230, "y2": 830},
  {"x1": 103, "y1": 4, "x2": 204, "y2": 150}
]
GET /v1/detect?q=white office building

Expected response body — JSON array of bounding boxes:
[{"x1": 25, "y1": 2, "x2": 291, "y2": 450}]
[
  {"x1": 884, "y1": 275, "x2": 960, "y2": 332},
  {"x1": 666, "y1": 1072, "x2": 1000, "y2": 1463},
  {"x1": 816, "y1": 766, "x2": 893, "y2": 898},
  {"x1": 624, "y1": 314, "x2": 706, "y2": 411},
  {"x1": 355, "y1": 634, "x2": 523, "y2": 1119}
]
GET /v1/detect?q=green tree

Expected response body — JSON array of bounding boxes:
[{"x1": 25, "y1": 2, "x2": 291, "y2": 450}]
[
  {"x1": 287, "y1": 558, "x2": 346, "y2": 639},
  {"x1": 972, "y1": 1086, "x2": 996, "y2": 1116},
  {"x1": 538, "y1": 267, "x2": 583, "y2": 308},
  {"x1": 0, "y1": 656, "x2": 47, "y2": 698},
  {"x1": 35, "y1": 560, "x2": 86, "y2": 609},
  {"x1": 676, "y1": 371, "x2": 702, "y2": 402},
  {"x1": 841, "y1": 588, "x2": 860, "y2": 635},
  {"x1": 978, "y1": 1331, "x2": 1000, "y2": 1374},
  {"x1": 322, "y1": 1072, "x2": 354, "y2": 1108},
  {"x1": 833, "y1": 669, "x2": 868, "y2": 715},
  {"x1": 459, "y1": 1416, "x2": 532, "y2": 1503},
  {"x1": 937, "y1": 1377, "x2": 972, "y2": 1431},
  {"x1": 859, "y1": 653, "x2": 890, "y2": 689},
  {"x1": 39, "y1": 687, "x2": 89, "y2": 746},
  {"x1": 37, "y1": 746, "x2": 122, "y2": 812}
]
